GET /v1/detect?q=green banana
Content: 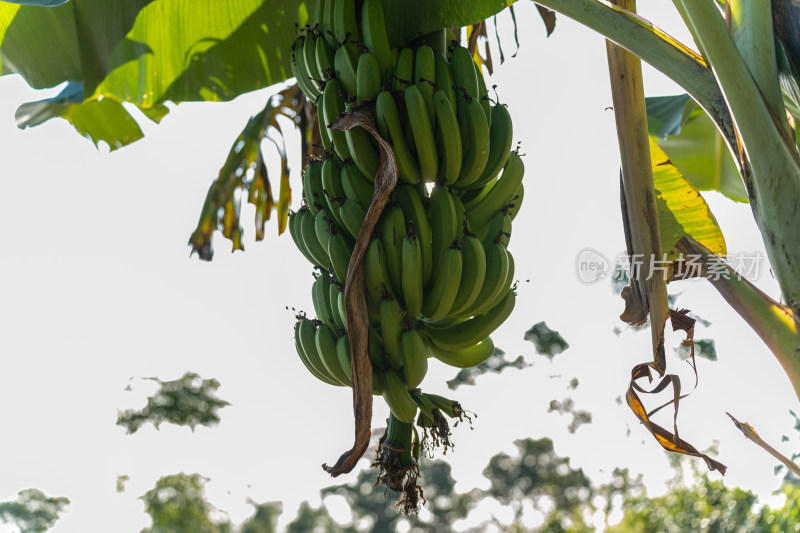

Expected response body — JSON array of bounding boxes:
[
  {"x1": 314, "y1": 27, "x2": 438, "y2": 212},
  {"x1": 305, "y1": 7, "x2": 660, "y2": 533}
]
[
  {"x1": 434, "y1": 52, "x2": 456, "y2": 109},
  {"x1": 314, "y1": 208, "x2": 335, "y2": 256},
  {"x1": 365, "y1": 238, "x2": 395, "y2": 304},
  {"x1": 329, "y1": 281, "x2": 347, "y2": 332},
  {"x1": 368, "y1": 325, "x2": 386, "y2": 367},
  {"x1": 344, "y1": 102, "x2": 379, "y2": 179},
  {"x1": 334, "y1": 0, "x2": 361, "y2": 55},
  {"x1": 312, "y1": 0, "x2": 325, "y2": 27},
  {"x1": 478, "y1": 210, "x2": 511, "y2": 248},
  {"x1": 429, "y1": 184, "x2": 457, "y2": 276},
  {"x1": 296, "y1": 318, "x2": 341, "y2": 386},
  {"x1": 459, "y1": 180, "x2": 492, "y2": 210},
  {"x1": 494, "y1": 252, "x2": 515, "y2": 308},
  {"x1": 333, "y1": 45, "x2": 359, "y2": 97},
  {"x1": 451, "y1": 189, "x2": 468, "y2": 239},
  {"x1": 468, "y1": 103, "x2": 513, "y2": 190},
  {"x1": 356, "y1": 52, "x2": 382, "y2": 103},
  {"x1": 379, "y1": 205, "x2": 405, "y2": 297},
  {"x1": 453, "y1": 242, "x2": 509, "y2": 318},
  {"x1": 298, "y1": 317, "x2": 339, "y2": 384},
  {"x1": 336, "y1": 333, "x2": 353, "y2": 386},
  {"x1": 315, "y1": 35, "x2": 335, "y2": 82},
  {"x1": 424, "y1": 392, "x2": 463, "y2": 418},
  {"x1": 299, "y1": 205, "x2": 330, "y2": 268},
  {"x1": 316, "y1": 322, "x2": 351, "y2": 385},
  {"x1": 321, "y1": 158, "x2": 347, "y2": 229},
  {"x1": 448, "y1": 234, "x2": 487, "y2": 316},
  {"x1": 321, "y1": 0, "x2": 338, "y2": 49},
  {"x1": 341, "y1": 162, "x2": 375, "y2": 207},
  {"x1": 338, "y1": 290, "x2": 349, "y2": 331},
  {"x1": 414, "y1": 45, "x2": 436, "y2": 128},
  {"x1": 507, "y1": 182, "x2": 524, "y2": 221},
  {"x1": 336, "y1": 334, "x2": 383, "y2": 393},
  {"x1": 454, "y1": 97, "x2": 490, "y2": 188},
  {"x1": 312, "y1": 271, "x2": 336, "y2": 330},
  {"x1": 421, "y1": 244, "x2": 462, "y2": 320},
  {"x1": 382, "y1": 369, "x2": 418, "y2": 423},
  {"x1": 361, "y1": 0, "x2": 393, "y2": 81},
  {"x1": 375, "y1": 91, "x2": 421, "y2": 184},
  {"x1": 393, "y1": 184, "x2": 433, "y2": 285},
  {"x1": 410, "y1": 389, "x2": 439, "y2": 426},
  {"x1": 338, "y1": 198, "x2": 366, "y2": 240},
  {"x1": 400, "y1": 328, "x2": 428, "y2": 388},
  {"x1": 316, "y1": 102, "x2": 333, "y2": 151},
  {"x1": 392, "y1": 47, "x2": 415, "y2": 92},
  {"x1": 303, "y1": 161, "x2": 325, "y2": 215},
  {"x1": 432, "y1": 89, "x2": 462, "y2": 186},
  {"x1": 303, "y1": 32, "x2": 323, "y2": 91},
  {"x1": 291, "y1": 37, "x2": 320, "y2": 100},
  {"x1": 322, "y1": 78, "x2": 349, "y2": 159},
  {"x1": 466, "y1": 151, "x2": 524, "y2": 230},
  {"x1": 473, "y1": 58, "x2": 492, "y2": 127},
  {"x1": 448, "y1": 45, "x2": 479, "y2": 153},
  {"x1": 288, "y1": 209, "x2": 317, "y2": 265},
  {"x1": 404, "y1": 84, "x2": 438, "y2": 182},
  {"x1": 327, "y1": 229, "x2": 354, "y2": 284},
  {"x1": 401, "y1": 223, "x2": 424, "y2": 318},
  {"x1": 427, "y1": 336, "x2": 495, "y2": 368},
  {"x1": 448, "y1": 45, "x2": 479, "y2": 101},
  {"x1": 379, "y1": 295, "x2": 405, "y2": 369},
  {"x1": 421, "y1": 289, "x2": 516, "y2": 351}
]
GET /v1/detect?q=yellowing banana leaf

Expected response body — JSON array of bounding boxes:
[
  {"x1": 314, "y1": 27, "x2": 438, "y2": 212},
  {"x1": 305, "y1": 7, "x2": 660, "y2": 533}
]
[
  {"x1": 650, "y1": 136, "x2": 726, "y2": 278},
  {"x1": 646, "y1": 95, "x2": 748, "y2": 203}
]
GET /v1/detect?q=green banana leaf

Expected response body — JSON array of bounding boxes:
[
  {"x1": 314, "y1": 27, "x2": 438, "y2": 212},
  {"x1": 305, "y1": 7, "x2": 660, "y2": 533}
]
[
  {"x1": 0, "y1": 0, "x2": 308, "y2": 148},
  {"x1": 0, "y1": 0, "x2": 513, "y2": 149},
  {"x1": 650, "y1": 136, "x2": 727, "y2": 273},
  {"x1": 646, "y1": 94, "x2": 748, "y2": 203},
  {"x1": 15, "y1": 82, "x2": 145, "y2": 149}
]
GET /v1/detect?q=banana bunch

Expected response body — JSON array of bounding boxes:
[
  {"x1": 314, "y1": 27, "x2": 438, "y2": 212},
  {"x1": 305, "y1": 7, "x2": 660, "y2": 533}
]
[{"x1": 289, "y1": 0, "x2": 525, "y2": 443}]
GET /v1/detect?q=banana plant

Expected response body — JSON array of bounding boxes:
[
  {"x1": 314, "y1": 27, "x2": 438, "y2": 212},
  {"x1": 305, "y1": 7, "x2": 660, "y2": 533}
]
[{"x1": 3, "y1": 0, "x2": 800, "y2": 471}]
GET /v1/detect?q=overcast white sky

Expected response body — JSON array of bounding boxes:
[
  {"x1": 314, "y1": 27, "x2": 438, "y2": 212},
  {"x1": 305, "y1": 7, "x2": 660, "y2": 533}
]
[{"x1": 1, "y1": 2, "x2": 799, "y2": 531}]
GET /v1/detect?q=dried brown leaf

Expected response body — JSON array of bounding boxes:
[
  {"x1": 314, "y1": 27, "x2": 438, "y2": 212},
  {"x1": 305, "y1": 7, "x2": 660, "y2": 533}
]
[{"x1": 322, "y1": 106, "x2": 398, "y2": 477}]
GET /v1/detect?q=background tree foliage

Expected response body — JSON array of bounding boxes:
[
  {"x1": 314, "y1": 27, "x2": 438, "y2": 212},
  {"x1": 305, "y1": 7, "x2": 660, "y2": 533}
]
[{"x1": 0, "y1": 489, "x2": 69, "y2": 533}]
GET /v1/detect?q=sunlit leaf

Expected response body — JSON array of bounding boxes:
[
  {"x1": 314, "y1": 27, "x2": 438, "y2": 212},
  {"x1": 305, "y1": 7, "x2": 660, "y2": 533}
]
[
  {"x1": 649, "y1": 137, "x2": 727, "y2": 279},
  {"x1": 646, "y1": 95, "x2": 748, "y2": 202},
  {"x1": 15, "y1": 82, "x2": 145, "y2": 149}
]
